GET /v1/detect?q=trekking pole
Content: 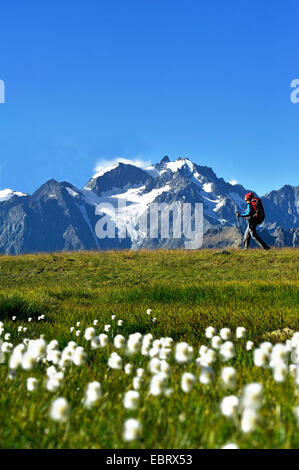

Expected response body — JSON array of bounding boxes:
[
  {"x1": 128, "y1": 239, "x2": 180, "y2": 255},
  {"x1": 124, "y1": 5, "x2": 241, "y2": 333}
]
[{"x1": 235, "y1": 205, "x2": 243, "y2": 245}]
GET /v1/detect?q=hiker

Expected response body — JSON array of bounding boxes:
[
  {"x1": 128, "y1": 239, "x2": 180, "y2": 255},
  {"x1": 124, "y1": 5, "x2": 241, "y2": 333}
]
[{"x1": 235, "y1": 192, "x2": 270, "y2": 250}]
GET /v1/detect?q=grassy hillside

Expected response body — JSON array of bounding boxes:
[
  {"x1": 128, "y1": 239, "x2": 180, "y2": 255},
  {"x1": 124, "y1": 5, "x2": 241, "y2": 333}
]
[{"x1": 0, "y1": 248, "x2": 298, "y2": 448}]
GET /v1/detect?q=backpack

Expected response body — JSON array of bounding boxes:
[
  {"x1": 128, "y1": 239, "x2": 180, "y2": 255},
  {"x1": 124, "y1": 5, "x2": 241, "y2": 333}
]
[{"x1": 251, "y1": 197, "x2": 265, "y2": 224}]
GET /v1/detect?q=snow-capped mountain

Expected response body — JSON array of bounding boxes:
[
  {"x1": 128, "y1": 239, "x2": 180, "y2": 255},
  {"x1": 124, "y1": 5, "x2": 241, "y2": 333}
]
[
  {"x1": 0, "y1": 156, "x2": 298, "y2": 254},
  {"x1": 0, "y1": 189, "x2": 27, "y2": 203}
]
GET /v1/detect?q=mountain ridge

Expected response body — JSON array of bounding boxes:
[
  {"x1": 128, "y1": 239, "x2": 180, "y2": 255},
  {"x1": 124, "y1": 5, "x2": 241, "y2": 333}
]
[{"x1": 0, "y1": 157, "x2": 298, "y2": 253}]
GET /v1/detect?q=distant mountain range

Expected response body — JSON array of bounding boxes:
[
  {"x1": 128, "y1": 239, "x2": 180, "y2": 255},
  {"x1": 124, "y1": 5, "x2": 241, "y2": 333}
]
[{"x1": 0, "y1": 156, "x2": 298, "y2": 254}]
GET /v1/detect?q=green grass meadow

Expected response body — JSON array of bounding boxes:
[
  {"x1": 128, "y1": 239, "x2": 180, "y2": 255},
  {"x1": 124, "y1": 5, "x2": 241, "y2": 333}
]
[{"x1": 0, "y1": 248, "x2": 298, "y2": 449}]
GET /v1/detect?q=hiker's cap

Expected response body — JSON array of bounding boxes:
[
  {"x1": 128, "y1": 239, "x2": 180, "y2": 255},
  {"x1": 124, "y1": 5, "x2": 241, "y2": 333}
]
[{"x1": 245, "y1": 192, "x2": 254, "y2": 201}]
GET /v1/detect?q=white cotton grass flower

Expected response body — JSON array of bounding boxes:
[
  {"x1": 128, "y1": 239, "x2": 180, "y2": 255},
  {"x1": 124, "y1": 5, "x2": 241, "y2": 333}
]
[
  {"x1": 114, "y1": 335, "x2": 126, "y2": 349},
  {"x1": 123, "y1": 390, "x2": 140, "y2": 410},
  {"x1": 90, "y1": 336, "x2": 101, "y2": 349},
  {"x1": 133, "y1": 376, "x2": 143, "y2": 391},
  {"x1": 137, "y1": 368, "x2": 144, "y2": 378},
  {"x1": 84, "y1": 327, "x2": 96, "y2": 341},
  {"x1": 97, "y1": 333, "x2": 108, "y2": 347},
  {"x1": 143, "y1": 334, "x2": 153, "y2": 347},
  {"x1": 241, "y1": 383, "x2": 263, "y2": 410},
  {"x1": 199, "y1": 345, "x2": 209, "y2": 356},
  {"x1": 72, "y1": 347, "x2": 87, "y2": 366},
  {"x1": 149, "y1": 346, "x2": 159, "y2": 358},
  {"x1": 75, "y1": 330, "x2": 81, "y2": 337},
  {"x1": 148, "y1": 358, "x2": 162, "y2": 375},
  {"x1": 159, "y1": 348, "x2": 172, "y2": 360},
  {"x1": 50, "y1": 397, "x2": 70, "y2": 423},
  {"x1": 175, "y1": 342, "x2": 193, "y2": 364},
  {"x1": 199, "y1": 366, "x2": 215, "y2": 385},
  {"x1": 47, "y1": 350, "x2": 61, "y2": 365},
  {"x1": 270, "y1": 344, "x2": 288, "y2": 364},
  {"x1": 181, "y1": 372, "x2": 196, "y2": 393},
  {"x1": 246, "y1": 341, "x2": 254, "y2": 351},
  {"x1": 70, "y1": 327, "x2": 74, "y2": 333},
  {"x1": 152, "y1": 339, "x2": 162, "y2": 350},
  {"x1": 27, "y1": 377, "x2": 38, "y2": 392},
  {"x1": 93, "y1": 319, "x2": 98, "y2": 326},
  {"x1": 142, "y1": 345, "x2": 150, "y2": 356},
  {"x1": 47, "y1": 365, "x2": 57, "y2": 377},
  {"x1": 18, "y1": 326, "x2": 23, "y2": 332},
  {"x1": 29, "y1": 338, "x2": 47, "y2": 359},
  {"x1": 15, "y1": 343, "x2": 26, "y2": 353},
  {"x1": 160, "y1": 360, "x2": 171, "y2": 376},
  {"x1": 124, "y1": 363, "x2": 133, "y2": 375},
  {"x1": 220, "y1": 395, "x2": 239, "y2": 418},
  {"x1": 127, "y1": 333, "x2": 142, "y2": 355},
  {"x1": 28, "y1": 317, "x2": 32, "y2": 322},
  {"x1": 220, "y1": 341, "x2": 235, "y2": 361},
  {"x1": 123, "y1": 418, "x2": 141, "y2": 442},
  {"x1": 205, "y1": 326, "x2": 216, "y2": 339},
  {"x1": 47, "y1": 341, "x2": 61, "y2": 351},
  {"x1": 211, "y1": 335, "x2": 222, "y2": 350},
  {"x1": 46, "y1": 372, "x2": 64, "y2": 392},
  {"x1": 146, "y1": 309, "x2": 152, "y2": 315},
  {"x1": 200, "y1": 348, "x2": 217, "y2": 367},
  {"x1": 221, "y1": 367, "x2": 237, "y2": 389},
  {"x1": 253, "y1": 348, "x2": 269, "y2": 367},
  {"x1": 291, "y1": 332, "x2": 299, "y2": 349},
  {"x1": 220, "y1": 328, "x2": 231, "y2": 340},
  {"x1": 21, "y1": 352, "x2": 36, "y2": 370},
  {"x1": 2, "y1": 342, "x2": 13, "y2": 353},
  {"x1": 4, "y1": 333, "x2": 10, "y2": 341},
  {"x1": 221, "y1": 443, "x2": 239, "y2": 449},
  {"x1": 108, "y1": 352, "x2": 123, "y2": 370},
  {"x1": 241, "y1": 408, "x2": 259, "y2": 433},
  {"x1": 111, "y1": 315, "x2": 116, "y2": 320},
  {"x1": 161, "y1": 337, "x2": 173, "y2": 348},
  {"x1": 236, "y1": 327, "x2": 246, "y2": 339},
  {"x1": 76, "y1": 322, "x2": 80, "y2": 327},
  {"x1": 260, "y1": 342, "x2": 272, "y2": 354},
  {"x1": 117, "y1": 320, "x2": 123, "y2": 327},
  {"x1": 84, "y1": 381, "x2": 102, "y2": 408},
  {"x1": 104, "y1": 324, "x2": 111, "y2": 333},
  {"x1": 12, "y1": 316, "x2": 16, "y2": 321},
  {"x1": 272, "y1": 362, "x2": 288, "y2": 383},
  {"x1": 149, "y1": 372, "x2": 168, "y2": 396},
  {"x1": 9, "y1": 348, "x2": 23, "y2": 369}
]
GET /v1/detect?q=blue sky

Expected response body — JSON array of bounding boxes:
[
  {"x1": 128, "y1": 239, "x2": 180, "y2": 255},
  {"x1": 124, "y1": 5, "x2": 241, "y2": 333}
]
[{"x1": 0, "y1": 0, "x2": 298, "y2": 195}]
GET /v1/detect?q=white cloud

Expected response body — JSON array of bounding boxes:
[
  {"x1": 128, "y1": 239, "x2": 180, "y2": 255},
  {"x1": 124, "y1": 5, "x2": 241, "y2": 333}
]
[
  {"x1": 93, "y1": 157, "x2": 152, "y2": 178},
  {"x1": 229, "y1": 179, "x2": 238, "y2": 186}
]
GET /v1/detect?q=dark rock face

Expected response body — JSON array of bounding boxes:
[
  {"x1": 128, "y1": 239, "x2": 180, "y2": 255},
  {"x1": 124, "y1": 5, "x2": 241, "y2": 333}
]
[
  {"x1": 262, "y1": 185, "x2": 299, "y2": 230},
  {"x1": 84, "y1": 163, "x2": 152, "y2": 196},
  {"x1": 0, "y1": 158, "x2": 298, "y2": 254}
]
